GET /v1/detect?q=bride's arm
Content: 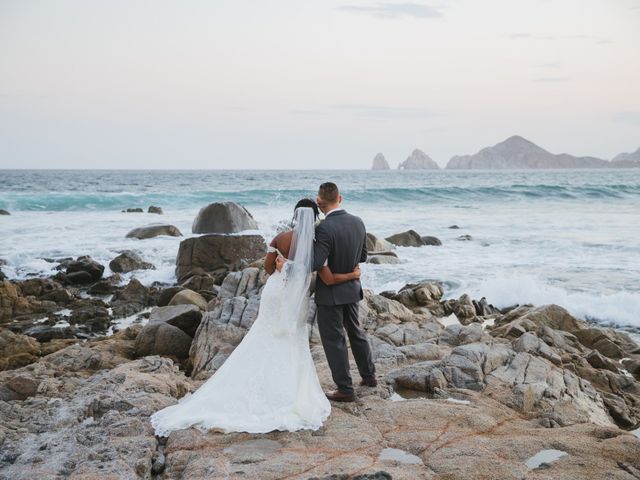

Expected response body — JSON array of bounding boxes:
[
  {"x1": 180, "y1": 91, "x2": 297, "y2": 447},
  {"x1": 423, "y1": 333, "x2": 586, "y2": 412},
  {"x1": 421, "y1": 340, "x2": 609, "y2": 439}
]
[
  {"x1": 264, "y1": 237, "x2": 281, "y2": 275},
  {"x1": 317, "y1": 265, "x2": 361, "y2": 286}
]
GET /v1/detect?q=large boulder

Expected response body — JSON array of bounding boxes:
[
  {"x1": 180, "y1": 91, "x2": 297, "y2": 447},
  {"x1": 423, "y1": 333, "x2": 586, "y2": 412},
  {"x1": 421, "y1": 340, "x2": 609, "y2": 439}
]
[
  {"x1": 385, "y1": 230, "x2": 426, "y2": 247},
  {"x1": 134, "y1": 323, "x2": 193, "y2": 358},
  {"x1": 64, "y1": 256, "x2": 104, "y2": 284},
  {"x1": 421, "y1": 235, "x2": 442, "y2": 246},
  {"x1": 109, "y1": 250, "x2": 155, "y2": 273},
  {"x1": 366, "y1": 233, "x2": 394, "y2": 252},
  {"x1": 175, "y1": 234, "x2": 266, "y2": 282},
  {"x1": 148, "y1": 304, "x2": 203, "y2": 338},
  {"x1": 126, "y1": 224, "x2": 182, "y2": 239},
  {"x1": 168, "y1": 289, "x2": 208, "y2": 311},
  {"x1": 192, "y1": 202, "x2": 258, "y2": 234}
]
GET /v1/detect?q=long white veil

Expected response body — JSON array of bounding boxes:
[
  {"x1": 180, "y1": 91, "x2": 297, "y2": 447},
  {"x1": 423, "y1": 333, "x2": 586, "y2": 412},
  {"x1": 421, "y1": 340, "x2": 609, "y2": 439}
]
[{"x1": 277, "y1": 206, "x2": 315, "y2": 334}]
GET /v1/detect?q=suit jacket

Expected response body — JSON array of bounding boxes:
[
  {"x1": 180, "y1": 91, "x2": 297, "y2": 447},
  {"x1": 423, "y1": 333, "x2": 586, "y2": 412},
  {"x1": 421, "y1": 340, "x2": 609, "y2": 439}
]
[{"x1": 313, "y1": 209, "x2": 367, "y2": 306}]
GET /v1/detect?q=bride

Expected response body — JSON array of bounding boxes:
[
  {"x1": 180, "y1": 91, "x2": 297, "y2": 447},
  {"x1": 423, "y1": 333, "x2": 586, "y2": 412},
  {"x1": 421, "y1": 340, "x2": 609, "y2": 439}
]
[{"x1": 151, "y1": 200, "x2": 361, "y2": 436}]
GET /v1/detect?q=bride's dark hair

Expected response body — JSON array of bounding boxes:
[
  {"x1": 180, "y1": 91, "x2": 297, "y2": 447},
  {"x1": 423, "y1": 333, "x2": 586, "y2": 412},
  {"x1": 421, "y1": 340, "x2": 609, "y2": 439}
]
[{"x1": 294, "y1": 198, "x2": 319, "y2": 220}]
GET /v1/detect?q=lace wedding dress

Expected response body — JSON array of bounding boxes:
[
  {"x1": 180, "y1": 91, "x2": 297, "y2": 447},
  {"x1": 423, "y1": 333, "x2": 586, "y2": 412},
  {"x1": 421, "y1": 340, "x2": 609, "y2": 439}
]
[{"x1": 151, "y1": 207, "x2": 331, "y2": 435}]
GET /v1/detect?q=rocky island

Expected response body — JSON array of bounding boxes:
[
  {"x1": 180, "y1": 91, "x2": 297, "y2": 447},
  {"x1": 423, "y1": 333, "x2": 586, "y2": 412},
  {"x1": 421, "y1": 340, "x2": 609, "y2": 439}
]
[
  {"x1": 398, "y1": 149, "x2": 440, "y2": 170},
  {"x1": 1, "y1": 203, "x2": 639, "y2": 480},
  {"x1": 446, "y1": 135, "x2": 640, "y2": 169},
  {"x1": 372, "y1": 153, "x2": 391, "y2": 170}
]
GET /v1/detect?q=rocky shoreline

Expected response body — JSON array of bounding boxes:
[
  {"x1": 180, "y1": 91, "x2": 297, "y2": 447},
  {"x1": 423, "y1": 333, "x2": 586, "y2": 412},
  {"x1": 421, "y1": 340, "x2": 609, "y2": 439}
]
[{"x1": 1, "y1": 202, "x2": 639, "y2": 479}]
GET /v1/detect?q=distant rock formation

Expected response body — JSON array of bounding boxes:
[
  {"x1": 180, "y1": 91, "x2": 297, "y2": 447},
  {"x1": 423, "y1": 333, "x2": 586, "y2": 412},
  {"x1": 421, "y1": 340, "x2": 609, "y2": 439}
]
[
  {"x1": 398, "y1": 149, "x2": 440, "y2": 170},
  {"x1": 371, "y1": 153, "x2": 390, "y2": 170},
  {"x1": 446, "y1": 136, "x2": 609, "y2": 169},
  {"x1": 612, "y1": 147, "x2": 640, "y2": 168}
]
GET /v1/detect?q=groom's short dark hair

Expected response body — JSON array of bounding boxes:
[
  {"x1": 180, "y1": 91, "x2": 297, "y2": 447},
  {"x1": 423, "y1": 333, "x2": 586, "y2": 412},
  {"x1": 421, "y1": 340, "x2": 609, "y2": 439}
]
[{"x1": 318, "y1": 182, "x2": 339, "y2": 203}]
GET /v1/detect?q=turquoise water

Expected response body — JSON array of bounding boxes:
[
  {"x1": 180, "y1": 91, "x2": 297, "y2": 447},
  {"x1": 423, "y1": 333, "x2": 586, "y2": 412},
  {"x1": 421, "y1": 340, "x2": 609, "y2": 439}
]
[{"x1": 1, "y1": 169, "x2": 639, "y2": 330}]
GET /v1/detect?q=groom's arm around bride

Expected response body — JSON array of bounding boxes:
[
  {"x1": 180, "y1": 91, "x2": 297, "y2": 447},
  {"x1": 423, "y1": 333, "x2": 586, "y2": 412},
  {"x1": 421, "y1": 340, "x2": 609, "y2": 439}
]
[{"x1": 312, "y1": 182, "x2": 376, "y2": 402}]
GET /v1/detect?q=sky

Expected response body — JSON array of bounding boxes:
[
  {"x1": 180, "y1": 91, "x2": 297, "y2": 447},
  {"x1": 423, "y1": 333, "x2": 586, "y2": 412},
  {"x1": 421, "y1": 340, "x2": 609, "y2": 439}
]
[{"x1": 0, "y1": 0, "x2": 639, "y2": 169}]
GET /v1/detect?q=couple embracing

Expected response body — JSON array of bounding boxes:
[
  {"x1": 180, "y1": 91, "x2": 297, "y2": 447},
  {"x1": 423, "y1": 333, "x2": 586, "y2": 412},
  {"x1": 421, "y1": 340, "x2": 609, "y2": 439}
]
[{"x1": 151, "y1": 182, "x2": 376, "y2": 436}]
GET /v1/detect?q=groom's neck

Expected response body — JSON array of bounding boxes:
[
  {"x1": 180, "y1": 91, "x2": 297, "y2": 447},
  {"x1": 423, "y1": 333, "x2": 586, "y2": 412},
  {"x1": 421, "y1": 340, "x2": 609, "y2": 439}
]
[{"x1": 324, "y1": 204, "x2": 341, "y2": 215}]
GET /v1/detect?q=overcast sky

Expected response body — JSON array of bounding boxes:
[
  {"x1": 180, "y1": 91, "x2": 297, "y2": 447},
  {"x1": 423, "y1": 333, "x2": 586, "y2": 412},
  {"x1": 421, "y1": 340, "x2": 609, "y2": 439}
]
[{"x1": 1, "y1": 0, "x2": 639, "y2": 169}]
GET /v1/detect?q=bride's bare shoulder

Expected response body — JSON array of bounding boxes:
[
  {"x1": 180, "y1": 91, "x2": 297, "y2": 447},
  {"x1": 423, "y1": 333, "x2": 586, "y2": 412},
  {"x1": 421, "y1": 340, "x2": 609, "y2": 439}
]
[{"x1": 272, "y1": 230, "x2": 293, "y2": 254}]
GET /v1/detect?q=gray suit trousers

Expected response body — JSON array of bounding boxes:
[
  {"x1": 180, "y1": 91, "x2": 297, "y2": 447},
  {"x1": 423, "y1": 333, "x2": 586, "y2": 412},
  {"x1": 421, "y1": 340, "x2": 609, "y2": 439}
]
[{"x1": 316, "y1": 302, "x2": 375, "y2": 394}]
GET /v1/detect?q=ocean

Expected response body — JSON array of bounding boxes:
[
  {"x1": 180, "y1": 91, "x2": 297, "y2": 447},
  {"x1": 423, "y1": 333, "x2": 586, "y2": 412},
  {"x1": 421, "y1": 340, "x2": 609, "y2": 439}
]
[{"x1": 1, "y1": 169, "x2": 639, "y2": 333}]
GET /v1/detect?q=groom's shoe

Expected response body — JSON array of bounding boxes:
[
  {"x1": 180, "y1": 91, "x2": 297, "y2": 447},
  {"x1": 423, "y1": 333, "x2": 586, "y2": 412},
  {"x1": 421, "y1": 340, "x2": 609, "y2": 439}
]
[
  {"x1": 325, "y1": 390, "x2": 355, "y2": 402},
  {"x1": 359, "y1": 376, "x2": 378, "y2": 387}
]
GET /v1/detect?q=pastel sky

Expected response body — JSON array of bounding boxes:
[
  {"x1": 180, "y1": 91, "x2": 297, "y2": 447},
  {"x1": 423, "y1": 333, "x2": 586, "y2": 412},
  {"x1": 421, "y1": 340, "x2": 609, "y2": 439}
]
[{"x1": 1, "y1": 0, "x2": 639, "y2": 169}]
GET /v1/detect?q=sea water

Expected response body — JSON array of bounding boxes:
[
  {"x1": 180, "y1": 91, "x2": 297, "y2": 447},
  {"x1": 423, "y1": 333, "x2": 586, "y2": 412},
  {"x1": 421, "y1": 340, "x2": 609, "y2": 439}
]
[{"x1": 1, "y1": 169, "x2": 639, "y2": 332}]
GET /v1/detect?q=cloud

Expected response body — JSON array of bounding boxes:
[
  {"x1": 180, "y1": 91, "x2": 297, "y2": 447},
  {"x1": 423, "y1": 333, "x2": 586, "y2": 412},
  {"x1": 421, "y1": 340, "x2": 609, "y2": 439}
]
[
  {"x1": 613, "y1": 111, "x2": 640, "y2": 125},
  {"x1": 533, "y1": 77, "x2": 570, "y2": 83},
  {"x1": 336, "y1": 2, "x2": 443, "y2": 19},
  {"x1": 332, "y1": 103, "x2": 437, "y2": 118}
]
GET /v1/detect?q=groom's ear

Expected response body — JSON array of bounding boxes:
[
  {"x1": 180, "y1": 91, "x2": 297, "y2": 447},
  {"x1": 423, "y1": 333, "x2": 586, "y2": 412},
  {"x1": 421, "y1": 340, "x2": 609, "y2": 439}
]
[{"x1": 338, "y1": 194, "x2": 343, "y2": 204}]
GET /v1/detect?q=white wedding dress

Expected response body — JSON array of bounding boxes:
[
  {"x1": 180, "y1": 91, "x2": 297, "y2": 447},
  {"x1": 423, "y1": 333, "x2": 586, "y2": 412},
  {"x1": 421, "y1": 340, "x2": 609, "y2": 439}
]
[{"x1": 151, "y1": 207, "x2": 331, "y2": 436}]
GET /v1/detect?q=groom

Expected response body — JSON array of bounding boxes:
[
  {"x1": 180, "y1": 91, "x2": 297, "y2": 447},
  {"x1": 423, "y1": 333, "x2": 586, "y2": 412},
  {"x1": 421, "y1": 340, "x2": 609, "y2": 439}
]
[{"x1": 313, "y1": 182, "x2": 376, "y2": 402}]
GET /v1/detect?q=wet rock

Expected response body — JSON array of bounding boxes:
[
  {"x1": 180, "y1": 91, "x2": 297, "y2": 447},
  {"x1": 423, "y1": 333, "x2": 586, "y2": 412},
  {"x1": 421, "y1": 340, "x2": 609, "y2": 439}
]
[
  {"x1": 457, "y1": 235, "x2": 472, "y2": 241},
  {"x1": 385, "y1": 230, "x2": 426, "y2": 247},
  {"x1": 148, "y1": 205, "x2": 163, "y2": 214},
  {"x1": 175, "y1": 234, "x2": 266, "y2": 282},
  {"x1": 69, "y1": 304, "x2": 112, "y2": 332},
  {"x1": 192, "y1": 201, "x2": 259, "y2": 234},
  {"x1": 368, "y1": 255, "x2": 402, "y2": 265},
  {"x1": 391, "y1": 282, "x2": 445, "y2": 317},
  {"x1": 110, "y1": 278, "x2": 153, "y2": 317},
  {"x1": 124, "y1": 207, "x2": 144, "y2": 212},
  {"x1": 23, "y1": 324, "x2": 77, "y2": 342},
  {"x1": 0, "y1": 209, "x2": 10, "y2": 215},
  {"x1": 444, "y1": 294, "x2": 478, "y2": 325},
  {"x1": 421, "y1": 235, "x2": 442, "y2": 246},
  {"x1": 126, "y1": 223, "x2": 182, "y2": 239},
  {"x1": 64, "y1": 256, "x2": 105, "y2": 284},
  {"x1": 88, "y1": 274, "x2": 122, "y2": 295},
  {"x1": 109, "y1": 250, "x2": 155, "y2": 273},
  {"x1": 473, "y1": 297, "x2": 500, "y2": 316}
]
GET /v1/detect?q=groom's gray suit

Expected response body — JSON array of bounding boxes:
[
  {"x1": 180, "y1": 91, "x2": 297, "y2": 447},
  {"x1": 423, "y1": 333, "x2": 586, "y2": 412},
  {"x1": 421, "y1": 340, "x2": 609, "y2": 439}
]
[{"x1": 313, "y1": 209, "x2": 375, "y2": 394}]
